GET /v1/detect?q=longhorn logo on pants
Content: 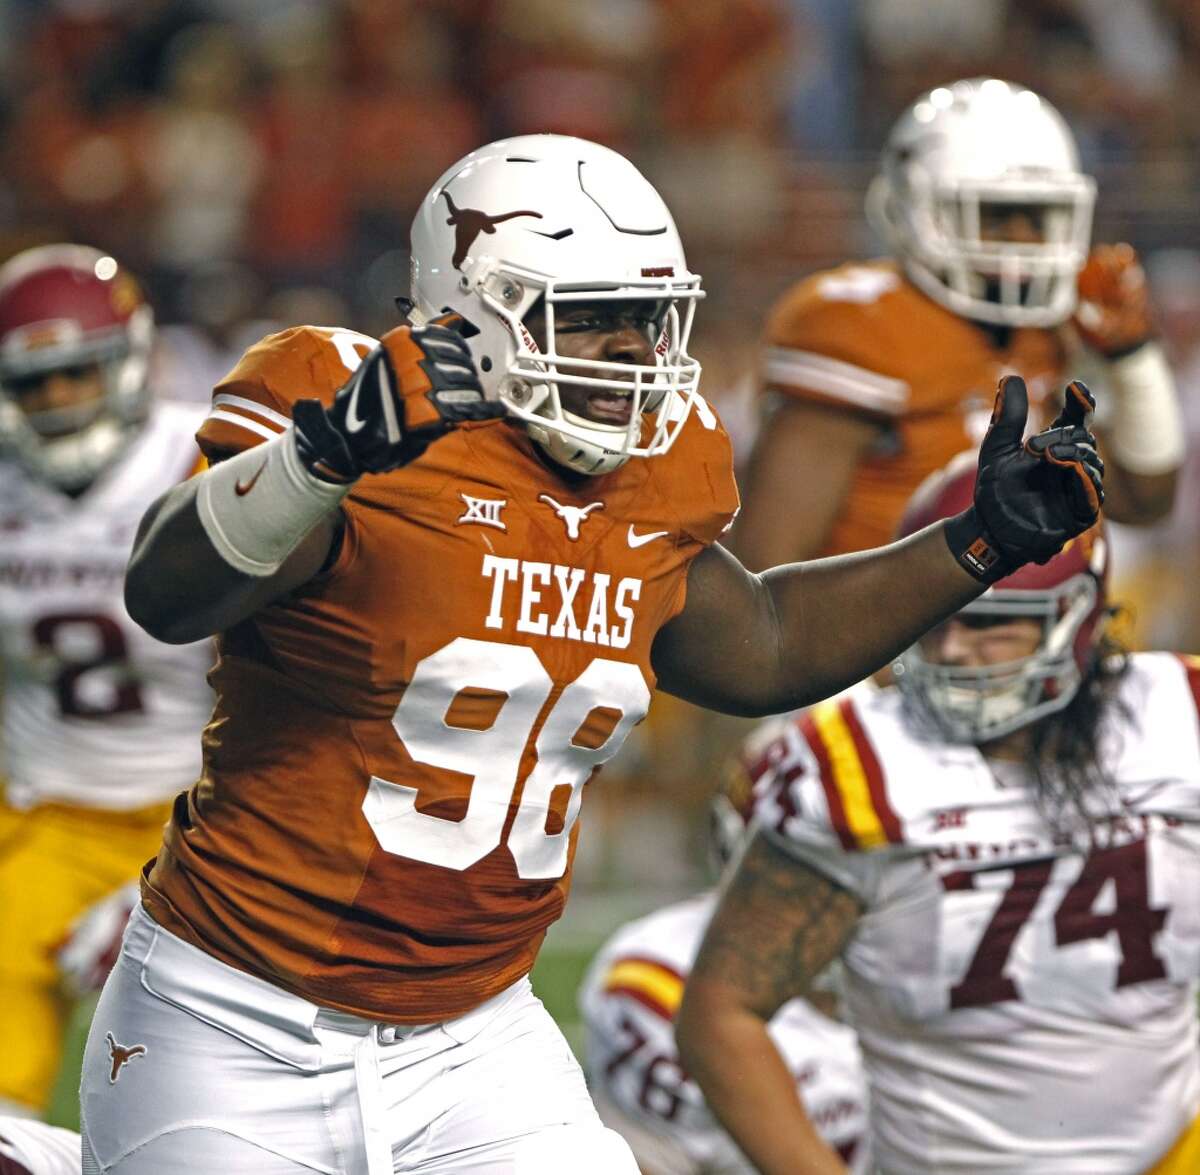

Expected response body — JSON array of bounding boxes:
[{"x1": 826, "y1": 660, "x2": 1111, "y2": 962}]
[{"x1": 105, "y1": 1032, "x2": 147, "y2": 1083}]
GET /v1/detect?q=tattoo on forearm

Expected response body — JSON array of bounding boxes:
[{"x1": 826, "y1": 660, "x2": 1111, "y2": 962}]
[{"x1": 693, "y1": 830, "x2": 862, "y2": 1017}]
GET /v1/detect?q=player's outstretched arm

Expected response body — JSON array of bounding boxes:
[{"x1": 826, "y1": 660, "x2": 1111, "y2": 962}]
[
  {"x1": 676, "y1": 830, "x2": 860, "y2": 1175},
  {"x1": 126, "y1": 322, "x2": 500, "y2": 644},
  {"x1": 124, "y1": 474, "x2": 337, "y2": 645},
  {"x1": 652, "y1": 376, "x2": 1103, "y2": 715}
]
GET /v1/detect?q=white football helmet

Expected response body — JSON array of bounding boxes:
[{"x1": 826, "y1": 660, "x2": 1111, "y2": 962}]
[
  {"x1": 409, "y1": 135, "x2": 704, "y2": 475},
  {"x1": 866, "y1": 78, "x2": 1096, "y2": 327},
  {"x1": 0, "y1": 244, "x2": 154, "y2": 491}
]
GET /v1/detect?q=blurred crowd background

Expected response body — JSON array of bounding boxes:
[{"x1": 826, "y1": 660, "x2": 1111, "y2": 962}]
[{"x1": 3, "y1": 0, "x2": 1200, "y2": 914}]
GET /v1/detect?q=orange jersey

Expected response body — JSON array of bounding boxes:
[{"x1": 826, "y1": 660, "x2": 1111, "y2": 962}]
[
  {"x1": 761, "y1": 260, "x2": 1067, "y2": 554},
  {"x1": 143, "y1": 326, "x2": 738, "y2": 1023}
]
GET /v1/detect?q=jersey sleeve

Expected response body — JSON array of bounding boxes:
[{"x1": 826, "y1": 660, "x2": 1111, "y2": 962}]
[
  {"x1": 651, "y1": 392, "x2": 740, "y2": 546},
  {"x1": 750, "y1": 701, "x2": 897, "y2": 902},
  {"x1": 1175, "y1": 653, "x2": 1200, "y2": 715},
  {"x1": 1118, "y1": 653, "x2": 1200, "y2": 821},
  {"x1": 196, "y1": 326, "x2": 378, "y2": 461},
  {"x1": 761, "y1": 265, "x2": 912, "y2": 421}
]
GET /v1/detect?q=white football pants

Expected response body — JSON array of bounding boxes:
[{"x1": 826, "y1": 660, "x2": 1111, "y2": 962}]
[{"x1": 80, "y1": 905, "x2": 637, "y2": 1174}]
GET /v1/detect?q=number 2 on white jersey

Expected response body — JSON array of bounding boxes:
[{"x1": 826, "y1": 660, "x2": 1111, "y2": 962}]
[{"x1": 362, "y1": 638, "x2": 650, "y2": 879}]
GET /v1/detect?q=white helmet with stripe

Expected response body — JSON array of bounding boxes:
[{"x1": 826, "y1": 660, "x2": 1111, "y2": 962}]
[{"x1": 409, "y1": 135, "x2": 704, "y2": 475}]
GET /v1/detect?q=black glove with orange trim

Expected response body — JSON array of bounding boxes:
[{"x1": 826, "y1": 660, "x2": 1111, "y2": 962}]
[
  {"x1": 945, "y1": 376, "x2": 1104, "y2": 583},
  {"x1": 292, "y1": 318, "x2": 503, "y2": 484}
]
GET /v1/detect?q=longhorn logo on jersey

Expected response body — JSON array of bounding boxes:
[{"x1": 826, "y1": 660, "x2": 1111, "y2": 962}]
[
  {"x1": 539, "y1": 494, "x2": 603, "y2": 540},
  {"x1": 440, "y1": 191, "x2": 543, "y2": 269}
]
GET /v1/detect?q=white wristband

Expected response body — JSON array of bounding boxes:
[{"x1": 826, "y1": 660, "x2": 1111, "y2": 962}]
[
  {"x1": 1093, "y1": 342, "x2": 1185, "y2": 475},
  {"x1": 195, "y1": 430, "x2": 352, "y2": 577}
]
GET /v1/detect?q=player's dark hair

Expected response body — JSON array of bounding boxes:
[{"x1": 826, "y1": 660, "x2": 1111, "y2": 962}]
[{"x1": 1026, "y1": 618, "x2": 1131, "y2": 846}]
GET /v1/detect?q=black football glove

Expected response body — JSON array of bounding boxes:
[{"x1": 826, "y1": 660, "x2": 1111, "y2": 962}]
[
  {"x1": 292, "y1": 318, "x2": 503, "y2": 484},
  {"x1": 945, "y1": 375, "x2": 1104, "y2": 583}
]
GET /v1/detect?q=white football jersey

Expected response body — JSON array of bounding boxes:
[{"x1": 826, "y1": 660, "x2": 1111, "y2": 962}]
[
  {"x1": 579, "y1": 892, "x2": 869, "y2": 1174},
  {"x1": 0, "y1": 401, "x2": 214, "y2": 810},
  {"x1": 0, "y1": 1116, "x2": 80, "y2": 1174},
  {"x1": 755, "y1": 652, "x2": 1200, "y2": 1174}
]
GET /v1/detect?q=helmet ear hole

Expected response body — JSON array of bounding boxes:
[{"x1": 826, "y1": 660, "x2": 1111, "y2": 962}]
[
  {"x1": 438, "y1": 305, "x2": 480, "y2": 337},
  {"x1": 480, "y1": 356, "x2": 493, "y2": 372}
]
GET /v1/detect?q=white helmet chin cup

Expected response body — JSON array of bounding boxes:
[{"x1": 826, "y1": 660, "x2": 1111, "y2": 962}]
[
  {"x1": 895, "y1": 575, "x2": 1099, "y2": 744},
  {"x1": 866, "y1": 78, "x2": 1095, "y2": 328},
  {"x1": 409, "y1": 135, "x2": 704, "y2": 475},
  {"x1": 19, "y1": 415, "x2": 131, "y2": 492},
  {"x1": 523, "y1": 417, "x2": 628, "y2": 477}
]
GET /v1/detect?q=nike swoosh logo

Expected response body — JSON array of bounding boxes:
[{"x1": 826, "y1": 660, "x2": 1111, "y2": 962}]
[
  {"x1": 344, "y1": 377, "x2": 368, "y2": 434},
  {"x1": 627, "y1": 525, "x2": 670, "y2": 548},
  {"x1": 235, "y1": 462, "x2": 267, "y2": 496}
]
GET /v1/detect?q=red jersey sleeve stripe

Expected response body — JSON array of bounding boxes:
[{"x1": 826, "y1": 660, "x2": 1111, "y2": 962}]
[
  {"x1": 1175, "y1": 654, "x2": 1200, "y2": 719},
  {"x1": 799, "y1": 710, "x2": 857, "y2": 852},
  {"x1": 838, "y1": 697, "x2": 903, "y2": 844}
]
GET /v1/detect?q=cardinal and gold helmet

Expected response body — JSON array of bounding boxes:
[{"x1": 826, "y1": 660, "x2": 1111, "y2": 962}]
[{"x1": 0, "y1": 244, "x2": 154, "y2": 491}]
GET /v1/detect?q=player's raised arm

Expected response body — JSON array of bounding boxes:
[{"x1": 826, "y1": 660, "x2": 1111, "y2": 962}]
[
  {"x1": 125, "y1": 321, "x2": 500, "y2": 643},
  {"x1": 651, "y1": 376, "x2": 1103, "y2": 714},
  {"x1": 1072, "y1": 243, "x2": 1183, "y2": 524}
]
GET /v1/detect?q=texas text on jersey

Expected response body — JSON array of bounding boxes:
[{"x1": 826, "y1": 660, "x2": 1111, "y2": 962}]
[
  {"x1": 142, "y1": 322, "x2": 738, "y2": 1023},
  {"x1": 753, "y1": 655, "x2": 1200, "y2": 1173}
]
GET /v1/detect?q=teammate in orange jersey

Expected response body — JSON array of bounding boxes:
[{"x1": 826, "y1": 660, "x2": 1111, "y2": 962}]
[
  {"x1": 732, "y1": 77, "x2": 1183, "y2": 571},
  {"x1": 84, "y1": 135, "x2": 1100, "y2": 1173}
]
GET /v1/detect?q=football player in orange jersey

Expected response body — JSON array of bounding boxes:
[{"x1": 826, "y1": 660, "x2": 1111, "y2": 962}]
[
  {"x1": 86, "y1": 135, "x2": 1100, "y2": 1174},
  {"x1": 732, "y1": 77, "x2": 1183, "y2": 571}
]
